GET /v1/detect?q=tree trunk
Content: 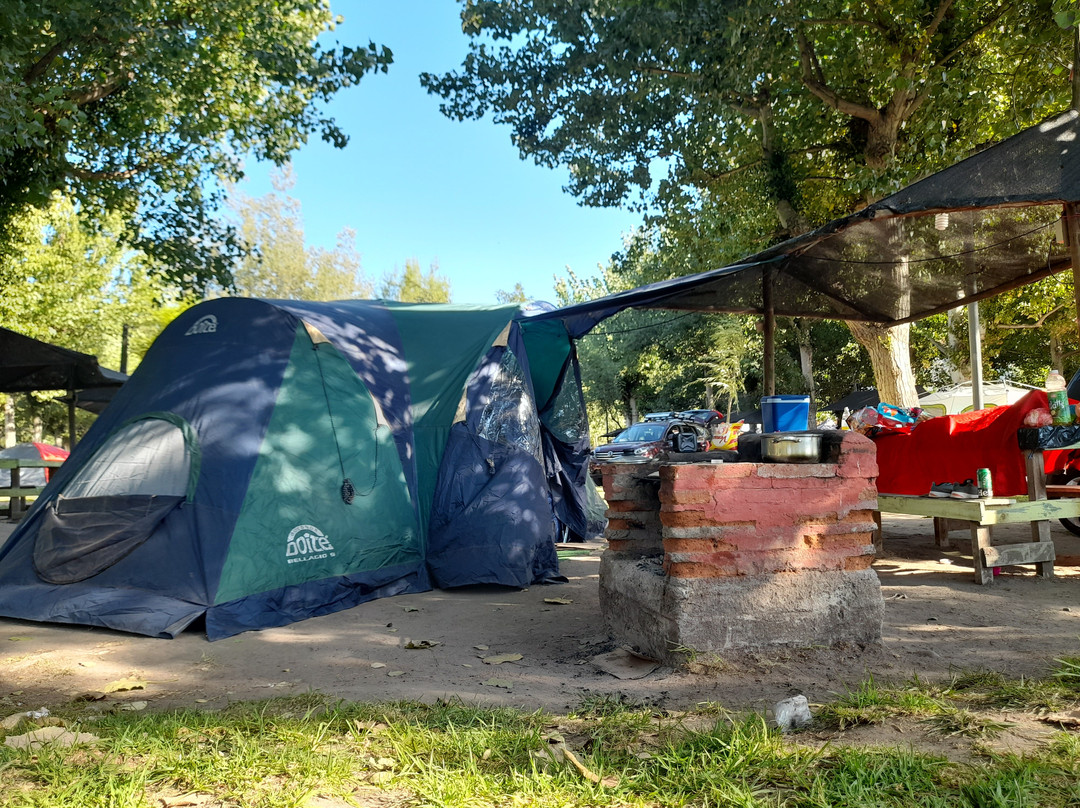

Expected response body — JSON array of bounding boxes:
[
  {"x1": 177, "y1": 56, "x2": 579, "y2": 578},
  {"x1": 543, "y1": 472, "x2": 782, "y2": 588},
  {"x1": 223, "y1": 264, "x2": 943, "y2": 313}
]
[
  {"x1": 795, "y1": 320, "x2": 816, "y2": 421},
  {"x1": 1050, "y1": 331, "x2": 1064, "y2": 373},
  {"x1": 847, "y1": 321, "x2": 919, "y2": 407},
  {"x1": 945, "y1": 309, "x2": 968, "y2": 383},
  {"x1": 32, "y1": 414, "x2": 43, "y2": 443}
]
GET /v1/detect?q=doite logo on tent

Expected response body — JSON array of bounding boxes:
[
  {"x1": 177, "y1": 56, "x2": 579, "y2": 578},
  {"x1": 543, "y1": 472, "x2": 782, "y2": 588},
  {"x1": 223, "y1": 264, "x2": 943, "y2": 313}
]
[
  {"x1": 184, "y1": 315, "x2": 218, "y2": 336},
  {"x1": 286, "y1": 525, "x2": 336, "y2": 564}
]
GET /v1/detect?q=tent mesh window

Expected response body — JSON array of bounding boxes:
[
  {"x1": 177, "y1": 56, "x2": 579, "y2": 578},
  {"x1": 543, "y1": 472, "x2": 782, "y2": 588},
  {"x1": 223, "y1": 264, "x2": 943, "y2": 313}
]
[
  {"x1": 543, "y1": 364, "x2": 588, "y2": 445},
  {"x1": 33, "y1": 417, "x2": 194, "y2": 584},
  {"x1": 478, "y1": 349, "x2": 543, "y2": 463}
]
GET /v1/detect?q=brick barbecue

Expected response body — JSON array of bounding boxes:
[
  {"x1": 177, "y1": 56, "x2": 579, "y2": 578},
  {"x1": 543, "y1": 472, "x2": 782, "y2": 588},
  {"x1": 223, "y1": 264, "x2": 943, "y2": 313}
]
[{"x1": 597, "y1": 431, "x2": 883, "y2": 662}]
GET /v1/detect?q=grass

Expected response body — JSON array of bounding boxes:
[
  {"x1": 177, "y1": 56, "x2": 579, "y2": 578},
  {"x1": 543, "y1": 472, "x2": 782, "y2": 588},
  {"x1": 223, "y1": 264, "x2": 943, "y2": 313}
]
[{"x1": 2, "y1": 665, "x2": 1080, "y2": 808}]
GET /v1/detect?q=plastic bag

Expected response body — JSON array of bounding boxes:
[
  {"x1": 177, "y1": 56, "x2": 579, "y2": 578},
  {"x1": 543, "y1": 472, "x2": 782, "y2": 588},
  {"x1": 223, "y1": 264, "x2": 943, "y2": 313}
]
[
  {"x1": 847, "y1": 403, "x2": 924, "y2": 437},
  {"x1": 846, "y1": 407, "x2": 880, "y2": 436},
  {"x1": 1023, "y1": 408, "x2": 1053, "y2": 428},
  {"x1": 711, "y1": 421, "x2": 744, "y2": 450}
]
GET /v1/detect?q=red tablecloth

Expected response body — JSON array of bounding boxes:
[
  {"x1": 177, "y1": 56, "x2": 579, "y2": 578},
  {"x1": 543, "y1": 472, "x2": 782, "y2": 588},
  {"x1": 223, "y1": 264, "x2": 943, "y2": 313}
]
[{"x1": 873, "y1": 390, "x2": 1075, "y2": 496}]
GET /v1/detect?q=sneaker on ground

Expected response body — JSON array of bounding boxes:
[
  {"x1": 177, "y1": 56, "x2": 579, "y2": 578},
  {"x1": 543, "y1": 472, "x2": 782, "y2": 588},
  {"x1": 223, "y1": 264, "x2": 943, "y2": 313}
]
[
  {"x1": 949, "y1": 479, "x2": 980, "y2": 499},
  {"x1": 928, "y1": 481, "x2": 955, "y2": 497}
]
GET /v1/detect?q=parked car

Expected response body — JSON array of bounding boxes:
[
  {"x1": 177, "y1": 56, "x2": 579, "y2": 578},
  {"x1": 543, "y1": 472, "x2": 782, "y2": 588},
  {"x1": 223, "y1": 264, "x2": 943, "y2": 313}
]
[
  {"x1": 678, "y1": 409, "x2": 725, "y2": 429},
  {"x1": 590, "y1": 418, "x2": 711, "y2": 481}
]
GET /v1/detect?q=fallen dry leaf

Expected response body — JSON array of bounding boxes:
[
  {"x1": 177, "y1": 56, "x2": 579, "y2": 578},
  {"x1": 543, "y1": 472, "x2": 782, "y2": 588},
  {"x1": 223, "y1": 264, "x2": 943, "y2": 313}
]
[
  {"x1": 1041, "y1": 710, "x2": 1080, "y2": 728},
  {"x1": 103, "y1": 678, "x2": 146, "y2": 694},
  {"x1": 483, "y1": 678, "x2": 513, "y2": 689},
  {"x1": 481, "y1": 653, "x2": 523, "y2": 665},
  {"x1": 157, "y1": 791, "x2": 219, "y2": 807},
  {"x1": 405, "y1": 640, "x2": 440, "y2": 650},
  {"x1": 543, "y1": 598, "x2": 574, "y2": 605},
  {"x1": 4, "y1": 726, "x2": 99, "y2": 750}
]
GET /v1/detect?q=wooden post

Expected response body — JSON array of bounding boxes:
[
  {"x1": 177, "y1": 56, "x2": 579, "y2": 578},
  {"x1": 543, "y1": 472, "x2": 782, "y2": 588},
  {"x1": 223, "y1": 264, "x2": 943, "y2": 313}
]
[
  {"x1": 1068, "y1": 202, "x2": 1080, "y2": 343},
  {"x1": 762, "y1": 267, "x2": 776, "y2": 396},
  {"x1": 121, "y1": 323, "x2": 130, "y2": 374},
  {"x1": 68, "y1": 395, "x2": 76, "y2": 450}
]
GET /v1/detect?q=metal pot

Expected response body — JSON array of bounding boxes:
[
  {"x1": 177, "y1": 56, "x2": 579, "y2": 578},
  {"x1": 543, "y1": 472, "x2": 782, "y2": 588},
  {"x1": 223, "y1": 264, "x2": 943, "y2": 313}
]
[{"x1": 761, "y1": 431, "x2": 822, "y2": 463}]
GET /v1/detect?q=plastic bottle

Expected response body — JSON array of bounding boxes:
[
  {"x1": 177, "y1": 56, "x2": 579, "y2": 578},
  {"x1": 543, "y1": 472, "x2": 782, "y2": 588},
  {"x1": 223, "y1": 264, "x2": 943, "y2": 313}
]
[{"x1": 1046, "y1": 369, "x2": 1073, "y2": 425}]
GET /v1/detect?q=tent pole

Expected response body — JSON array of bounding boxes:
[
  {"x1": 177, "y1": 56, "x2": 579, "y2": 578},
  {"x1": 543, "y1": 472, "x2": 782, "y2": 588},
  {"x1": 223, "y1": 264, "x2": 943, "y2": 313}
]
[
  {"x1": 967, "y1": 302, "x2": 984, "y2": 410},
  {"x1": 763, "y1": 268, "x2": 776, "y2": 396}
]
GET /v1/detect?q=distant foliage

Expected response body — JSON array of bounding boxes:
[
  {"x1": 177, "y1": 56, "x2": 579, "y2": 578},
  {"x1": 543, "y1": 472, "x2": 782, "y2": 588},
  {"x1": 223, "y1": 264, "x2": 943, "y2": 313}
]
[
  {"x1": 379, "y1": 259, "x2": 452, "y2": 303},
  {"x1": 226, "y1": 168, "x2": 373, "y2": 301}
]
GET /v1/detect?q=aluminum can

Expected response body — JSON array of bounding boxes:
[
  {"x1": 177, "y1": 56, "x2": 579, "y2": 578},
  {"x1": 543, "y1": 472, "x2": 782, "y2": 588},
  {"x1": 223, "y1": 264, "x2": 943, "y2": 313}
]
[
  {"x1": 977, "y1": 468, "x2": 993, "y2": 498},
  {"x1": 1048, "y1": 389, "x2": 1073, "y2": 425}
]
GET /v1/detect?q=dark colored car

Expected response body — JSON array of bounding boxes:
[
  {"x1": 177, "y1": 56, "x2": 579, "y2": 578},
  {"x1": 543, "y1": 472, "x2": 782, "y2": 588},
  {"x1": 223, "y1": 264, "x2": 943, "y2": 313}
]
[
  {"x1": 678, "y1": 409, "x2": 725, "y2": 429},
  {"x1": 590, "y1": 419, "x2": 711, "y2": 481}
]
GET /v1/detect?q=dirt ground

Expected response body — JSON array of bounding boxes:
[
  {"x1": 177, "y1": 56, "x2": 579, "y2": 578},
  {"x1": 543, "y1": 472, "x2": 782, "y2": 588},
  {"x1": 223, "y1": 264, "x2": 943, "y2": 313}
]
[{"x1": 2, "y1": 515, "x2": 1079, "y2": 721}]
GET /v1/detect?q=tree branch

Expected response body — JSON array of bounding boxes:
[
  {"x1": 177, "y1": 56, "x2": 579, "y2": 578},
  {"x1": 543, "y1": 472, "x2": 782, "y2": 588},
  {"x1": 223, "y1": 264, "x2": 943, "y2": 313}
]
[
  {"x1": 795, "y1": 28, "x2": 882, "y2": 123},
  {"x1": 64, "y1": 162, "x2": 146, "y2": 181},
  {"x1": 24, "y1": 39, "x2": 70, "y2": 84},
  {"x1": 637, "y1": 64, "x2": 698, "y2": 80},
  {"x1": 68, "y1": 77, "x2": 128, "y2": 107},
  {"x1": 910, "y1": 0, "x2": 956, "y2": 65},
  {"x1": 800, "y1": 17, "x2": 889, "y2": 33},
  {"x1": 932, "y1": 1, "x2": 1016, "y2": 68},
  {"x1": 993, "y1": 303, "x2": 1066, "y2": 329}
]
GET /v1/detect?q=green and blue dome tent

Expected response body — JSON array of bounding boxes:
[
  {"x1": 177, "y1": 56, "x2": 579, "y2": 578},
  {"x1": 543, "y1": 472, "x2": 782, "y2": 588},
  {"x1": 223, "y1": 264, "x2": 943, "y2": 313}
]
[{"x1": 0, "y1": 298, "x2": 604, "y2": 639}]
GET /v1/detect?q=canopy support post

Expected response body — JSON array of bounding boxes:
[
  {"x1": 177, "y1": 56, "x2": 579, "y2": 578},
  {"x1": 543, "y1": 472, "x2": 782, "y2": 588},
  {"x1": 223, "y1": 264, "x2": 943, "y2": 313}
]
[
  {"x1": 1068, "y1": 203, "x2": 1080, "y2": 347},
  {"x1": 763, "y1": 267, "x2": 776, "y2": 396},
  {"x1": 967, "y1": 302, "x2": 984, "y2": 411},
  {"x1": 67, "y1": 392, "x2": 76, "y2": 450}
]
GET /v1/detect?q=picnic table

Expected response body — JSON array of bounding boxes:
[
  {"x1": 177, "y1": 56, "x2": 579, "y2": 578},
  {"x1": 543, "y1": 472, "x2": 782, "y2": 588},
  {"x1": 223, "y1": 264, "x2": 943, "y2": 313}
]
[
  {"x1": 0, "y1": 457, "x2": 64, "y2": 520},
  {"x1": 876, "y1": 426, "x2": 1080, "y2": 585}
]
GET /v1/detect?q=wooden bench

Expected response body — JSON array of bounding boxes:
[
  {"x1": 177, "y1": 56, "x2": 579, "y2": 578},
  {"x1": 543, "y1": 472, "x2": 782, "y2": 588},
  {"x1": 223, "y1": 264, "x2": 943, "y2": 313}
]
[
  {"x1": 0, "y1": 458, "x2": 65, "y2": 521},
  {"x1": 875, "y1": 494, "x2": 1073, "y2": 584},
  {"x1": 876, "y1": 429, "x2": 1080, "y2": 585}
]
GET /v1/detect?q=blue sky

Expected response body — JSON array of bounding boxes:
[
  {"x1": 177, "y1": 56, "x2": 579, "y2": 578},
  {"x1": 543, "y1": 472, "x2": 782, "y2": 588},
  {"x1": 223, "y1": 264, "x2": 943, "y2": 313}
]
[{"x1": 237, "y1": 1, "x2": 643, "y2": 305}]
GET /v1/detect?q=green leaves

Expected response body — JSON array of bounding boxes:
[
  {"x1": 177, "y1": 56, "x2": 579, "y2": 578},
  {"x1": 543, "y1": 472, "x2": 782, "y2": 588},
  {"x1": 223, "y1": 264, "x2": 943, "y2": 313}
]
[{"x1": 0, "y1": 0, "x2": 393, "y2": 293}]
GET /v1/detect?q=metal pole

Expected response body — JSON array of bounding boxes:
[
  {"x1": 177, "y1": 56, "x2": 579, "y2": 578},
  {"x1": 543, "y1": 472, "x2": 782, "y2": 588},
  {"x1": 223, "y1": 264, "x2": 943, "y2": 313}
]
[{"x1": 967, "y1": 301, "x2": 984, "y2": 410}]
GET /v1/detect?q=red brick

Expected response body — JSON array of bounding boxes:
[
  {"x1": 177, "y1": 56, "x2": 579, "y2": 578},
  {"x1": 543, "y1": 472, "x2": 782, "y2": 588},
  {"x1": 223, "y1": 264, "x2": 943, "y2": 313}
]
[
  {"x1": 664, "y1": 488, "x2": 713, "y2": 506},
  {"x1": 766, "y1": 476, "x2": 837, "y2": 490},
  {"x1": 836, "y1": 453, "x2": 879, "y2": 479},
  {"x1": 606, "y1": 499, "x2": 652, "y2": 513},
  {"x1": 666, "y1": 463, "x2": 754, "y2": 485},
  {"x1": 607, "y1": 515, "x2": 659, "y2": 531},
  {"x1": 660, "y1": 509, "x2": 728, "y2": 528},
  {"x1": 840, "y1": 432, "x2": 876, "y2": 453},
  {"x1": 755, "y1": 463, "x2": 836, "y2": 479},
  {"x1": 666, "y1": 561, "x2": 741, "y2": 579},
  {"x1": 663, "y1": 537, "x2": 736, "y2": 554}
]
